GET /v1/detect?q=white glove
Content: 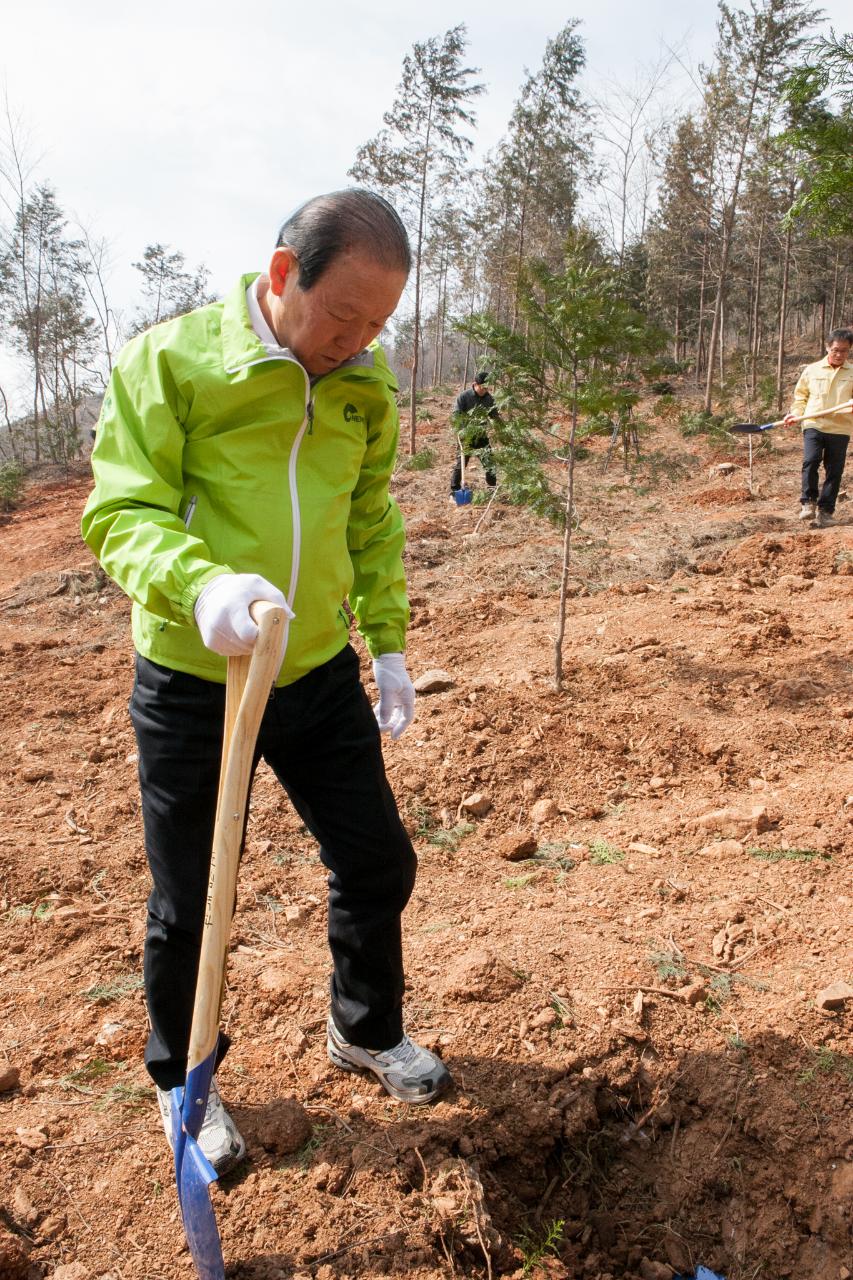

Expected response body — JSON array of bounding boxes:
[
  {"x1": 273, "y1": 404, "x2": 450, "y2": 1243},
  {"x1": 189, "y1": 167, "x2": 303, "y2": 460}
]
[
  {"x1": 194, "y1": 573, "x2": 293, "y2": 657},
  {"x1": 372, "y1": 653, "x2": 415, "y2": 739}
]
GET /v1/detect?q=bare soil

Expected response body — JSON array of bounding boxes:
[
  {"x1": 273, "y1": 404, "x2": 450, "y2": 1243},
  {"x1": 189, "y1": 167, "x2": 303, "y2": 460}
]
[{"x1": 0, "y1": 401, "x2": 851, "y2": 1280}]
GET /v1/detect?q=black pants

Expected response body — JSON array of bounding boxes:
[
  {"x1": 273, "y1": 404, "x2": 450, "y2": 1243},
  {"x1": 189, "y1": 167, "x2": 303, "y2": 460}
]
[
  {"x1": 801, "y1": 428, "x2": 849, "y2": 514},
  {"x1": 129, "y1": 644, "x2": 416, "y2": 1090},
  {"x1": 451, "y1": 429, "x2": 496, "y2": 491}
]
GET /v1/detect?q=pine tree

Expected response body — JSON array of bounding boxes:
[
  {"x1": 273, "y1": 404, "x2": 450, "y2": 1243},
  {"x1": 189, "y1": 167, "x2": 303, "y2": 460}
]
[
  {"x1": 699, "y1": 0, "x2": 818, "y2": 412},
  {"x1": 131, "y1": 243, "x2": 214, "y2": 334},
  {"x1": 349, "y1": 25, "x2": 483, "y2": 451},
  {"x1": 481, "y1": 23, "x2": 591, "y2": 328},
  {"x1": 0, "y1": 184, "x2": 97, "y2": 463},
  {"x1": 782, "y1": 32, "x2": 853, "y2": 238},
  {"x1": 459, "y1": 232, "x2": 665, "y2": 689}
]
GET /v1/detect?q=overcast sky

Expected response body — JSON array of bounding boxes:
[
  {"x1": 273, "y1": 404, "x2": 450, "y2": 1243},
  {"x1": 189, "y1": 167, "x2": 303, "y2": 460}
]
[{"x1": 1, "y1": 0, "x2": 849, "y2": 402}]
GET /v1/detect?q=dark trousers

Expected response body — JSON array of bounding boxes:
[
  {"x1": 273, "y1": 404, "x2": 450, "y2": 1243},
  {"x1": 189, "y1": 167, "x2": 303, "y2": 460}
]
[
  {"x1": 801, "y1": 428, "x2": 849, "y2": 514},
  {"x1": 129, "y1": 644, "x2": 416, "y2": 1090},
  {"x1": 451, "y1": 430, "x2": 496, "y2": 491}
]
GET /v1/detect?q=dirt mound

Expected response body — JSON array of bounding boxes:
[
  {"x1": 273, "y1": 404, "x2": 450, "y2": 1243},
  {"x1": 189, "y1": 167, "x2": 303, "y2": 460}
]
[{"x1": 720, "y1": 528, "x2": 852, "y2": 577}]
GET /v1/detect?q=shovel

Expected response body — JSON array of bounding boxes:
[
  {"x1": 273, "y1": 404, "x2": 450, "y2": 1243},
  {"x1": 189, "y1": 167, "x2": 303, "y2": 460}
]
[
  {"x1": 452, "y1": 432, "x2": 473, "y2": 505},
  {"x1": 171, "y1": 600, "x2": 286, "y2": 1280},
  {"x1": 731, "y1": 398, "x2": 853, "y2": 434}
]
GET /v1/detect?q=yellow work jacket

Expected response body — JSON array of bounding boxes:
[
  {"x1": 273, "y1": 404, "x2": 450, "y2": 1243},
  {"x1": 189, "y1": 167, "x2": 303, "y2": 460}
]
[{"x1": 790, "y1": 356, "x2": 853, "y2": 436}]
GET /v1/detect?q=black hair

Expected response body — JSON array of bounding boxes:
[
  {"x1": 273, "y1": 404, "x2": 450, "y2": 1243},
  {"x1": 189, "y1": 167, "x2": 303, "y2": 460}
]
[
  {"x1": 275, "y1": 189, "x2": 411, "y2": 291},
  {"x1": 827, "y1": 328, "x2": 852, "y2": 346},
  {"x1": 474, "y1": 370, "x2": 490, "y2": 385}
]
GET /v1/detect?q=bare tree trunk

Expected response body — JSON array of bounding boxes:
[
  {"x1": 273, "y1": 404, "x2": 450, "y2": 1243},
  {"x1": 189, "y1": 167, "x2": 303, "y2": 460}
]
[
  {"x1": 829, "y1": 248, "x2": 840, "y2": 329},
  {"x1": 695, "y1": 234, "x2": 709, "y2": 386},
  {"x1": 749, "y1": 217, "x2": 765, "y2": 399},
  {"x1": 553, "y1": 360, "x2": 579, "y2": 692},
  {"x1": 409, "y1": 123, "x2": 433, "y2": 454},
  {"x1": 437, "y1": 255, "x2": 448, "y2": 385},
  {"x1": 776, "y1": 212, "x2": 793, "y2": 414},
  {"x1": 512, "y1": 179, "x2": 531, "y2": 333},
  {"x1": 703, "y1": 65, "x2": 763, "y2": 414}
]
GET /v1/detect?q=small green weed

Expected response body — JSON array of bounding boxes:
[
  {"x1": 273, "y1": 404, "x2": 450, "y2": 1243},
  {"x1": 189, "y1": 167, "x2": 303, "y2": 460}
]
[
  {"x1": 82, "y1": 974, "x2": 144, "y2": 1004},
  {"x1": 798, "y1": 1046, "x2": 853, "y2": 1084},
  {"x1": 534, "y1": 842, "x2": 577, "y2": 882},
  {"x1": 411, "y1": 803, "x2": 437, "y2": 838},
  {"x1": 516, "y1": 1217, "x2": 565, "y2": 1275},
  {"x1": 706, "y1": 973, "x2": 733, "y2": 1013},
  {"x1": 504, "y1": 872, "x2": 537, "y2": 889},
  {"x1": 748, "y1": 848, "x2": 830, "y2": 863},
  {"x1": 257, "y1": 893, "x2": 286, "y2": 913},
  {"x1": 405, "y1": 447, "x2": 436, "y2": 470},
  {"x1": 427, "y1": 822, "x2": 474, "y2": 852},
  {"x1": 648, "y1": 948, "x2": 688, "y2": 982},
  {"x1": 60, "y1": 1059, "x2": 116, "y2": 1092},
  {"x1": 97, "y1": 1082, "x2": 154, "y2": 1111},
  {"x1": 550, "y1": 993, "x2": 573, "y2": 1027},
  {"x1": 588, "y1": 839, "x2": 624, "y2": 865},
  {"x1": 280, "y1": 1124, "x2": 328, "y2": 1172},
  {"x1": 5, "y1": 901, "x2": 54, "y2": 922}
]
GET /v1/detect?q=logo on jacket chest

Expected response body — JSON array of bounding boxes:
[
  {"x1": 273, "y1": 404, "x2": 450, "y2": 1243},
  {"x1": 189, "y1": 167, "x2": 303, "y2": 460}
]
[{"x1": 343, "y1": 402, "x2": 365, "y2": 425}]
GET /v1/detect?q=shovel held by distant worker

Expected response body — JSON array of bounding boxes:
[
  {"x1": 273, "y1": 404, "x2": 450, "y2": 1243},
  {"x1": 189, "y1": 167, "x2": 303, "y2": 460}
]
[
  {"x1": 731, "y1": 398, "x2": 853, "y2": 434},
  {"x1": 170, "y1": 600, "x2": 285, "y2": 1280},
  {"x1": 452, "y1": 432, "x2": 473, "y2": 505}
]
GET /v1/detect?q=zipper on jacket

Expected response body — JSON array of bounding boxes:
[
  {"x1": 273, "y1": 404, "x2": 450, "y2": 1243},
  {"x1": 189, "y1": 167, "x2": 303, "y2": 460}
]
[
  {"x1": 183, "y1": 495, "x2": 198, "y2": 529},
  {"x1": 286, "y1": 373, "x2": 313, "y2": 654}
]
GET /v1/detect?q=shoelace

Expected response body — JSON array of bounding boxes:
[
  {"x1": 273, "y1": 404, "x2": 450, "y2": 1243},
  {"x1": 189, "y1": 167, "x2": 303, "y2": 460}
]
[
  {"x1": 376, "y1": 1035, "x2": 418, "y2": 1066},
  {"x1": 200, "y1": 1081, "x2": 224, "y2": 1130}
]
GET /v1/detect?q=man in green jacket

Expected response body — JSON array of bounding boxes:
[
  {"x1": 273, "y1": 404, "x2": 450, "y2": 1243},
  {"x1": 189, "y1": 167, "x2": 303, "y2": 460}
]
[{"x1": 82, "y1": 189, "x2": 451, "y2": 1174}]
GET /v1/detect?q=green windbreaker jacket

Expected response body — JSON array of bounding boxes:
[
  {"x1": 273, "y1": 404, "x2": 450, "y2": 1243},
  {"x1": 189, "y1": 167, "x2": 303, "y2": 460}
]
[{"x1": 81, "y1": 274, "x2": 409, "y2": 685}]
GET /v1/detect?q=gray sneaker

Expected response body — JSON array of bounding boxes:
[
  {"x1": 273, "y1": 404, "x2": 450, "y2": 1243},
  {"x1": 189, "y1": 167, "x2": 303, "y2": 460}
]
[
  {"x1": 327, "y1": 1019, "x2": 452, "y2": 1104},
  {"x1": 815, "y1": 508, "x2": 836, "y2": 528},
  {"x1": 799, "y1": 501, "x2": 816, "y2": 521},
  {"x1": 156, "y1": 1077, "x2": 247, "y2": 1174}
]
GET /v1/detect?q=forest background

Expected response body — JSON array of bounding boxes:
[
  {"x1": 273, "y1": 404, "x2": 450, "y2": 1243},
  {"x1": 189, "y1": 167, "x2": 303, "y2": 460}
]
[{"x1": 1, "y1": 0, "x2": 852, "y2": 476}]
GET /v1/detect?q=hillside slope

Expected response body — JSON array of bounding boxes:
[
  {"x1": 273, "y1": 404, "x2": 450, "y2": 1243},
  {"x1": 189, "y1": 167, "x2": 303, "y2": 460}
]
[{"x1": 0, "y1": 408, "x2": 851, "y2": 1280}]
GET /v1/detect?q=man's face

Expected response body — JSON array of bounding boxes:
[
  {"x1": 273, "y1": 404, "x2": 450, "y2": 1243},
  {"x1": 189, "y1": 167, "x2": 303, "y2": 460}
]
[
  {"x1": 473, "y1": 381, "x2": 488, "y2": 396},
  {"x1": 826, "y1": 340, "x2": 851, "y2": 368},
  {"x1": 267, "y1": 247, "x2": 407, "y2": 375}
]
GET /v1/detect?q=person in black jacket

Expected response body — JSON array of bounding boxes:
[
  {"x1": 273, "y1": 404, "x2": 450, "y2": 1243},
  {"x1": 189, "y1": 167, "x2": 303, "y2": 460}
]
[{"x1": 450, "y1": 371, "x2": 498, "y2": 493}]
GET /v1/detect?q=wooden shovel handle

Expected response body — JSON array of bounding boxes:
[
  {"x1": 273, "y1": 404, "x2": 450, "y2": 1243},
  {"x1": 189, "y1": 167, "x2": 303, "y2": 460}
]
[
  {"x1": 187, "y1": 601, "x2": 287, "y2": 1072},
  {"x1": 783, "y1": 398, "x2": 853, "y2": 427}
]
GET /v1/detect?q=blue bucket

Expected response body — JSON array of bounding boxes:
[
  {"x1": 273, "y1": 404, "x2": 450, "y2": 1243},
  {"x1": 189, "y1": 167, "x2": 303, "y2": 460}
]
[{"x1": 453, "y1": 488, "x2": 473, "y2": 506}]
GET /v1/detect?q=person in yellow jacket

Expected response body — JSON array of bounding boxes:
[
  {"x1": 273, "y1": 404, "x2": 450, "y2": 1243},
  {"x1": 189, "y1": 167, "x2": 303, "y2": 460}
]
[
  {"x1": 784, "y1": 328, "x2": 853, "y2": 528},
  {"x1": 82, "y1": 190, "x2": 452, "y2": 1174}
]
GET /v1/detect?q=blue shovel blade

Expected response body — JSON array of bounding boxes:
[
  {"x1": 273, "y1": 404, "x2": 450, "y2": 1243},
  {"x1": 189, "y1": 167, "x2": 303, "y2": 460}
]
[
  {"x1": 172, "y1": 1049, "x2": 224, "y2": 1280},
  {"x1": 453, "y1": 487, "x2": 473, "y2": 505},
  {"x1": 731, "y1": 421, "x2": 774, "y2": 434}
]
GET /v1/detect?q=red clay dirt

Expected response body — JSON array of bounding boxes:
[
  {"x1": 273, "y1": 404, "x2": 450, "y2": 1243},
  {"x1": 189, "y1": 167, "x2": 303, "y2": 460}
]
[{"x1": 0, "y1": 404, "x2": 851, "y2": 1280}]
